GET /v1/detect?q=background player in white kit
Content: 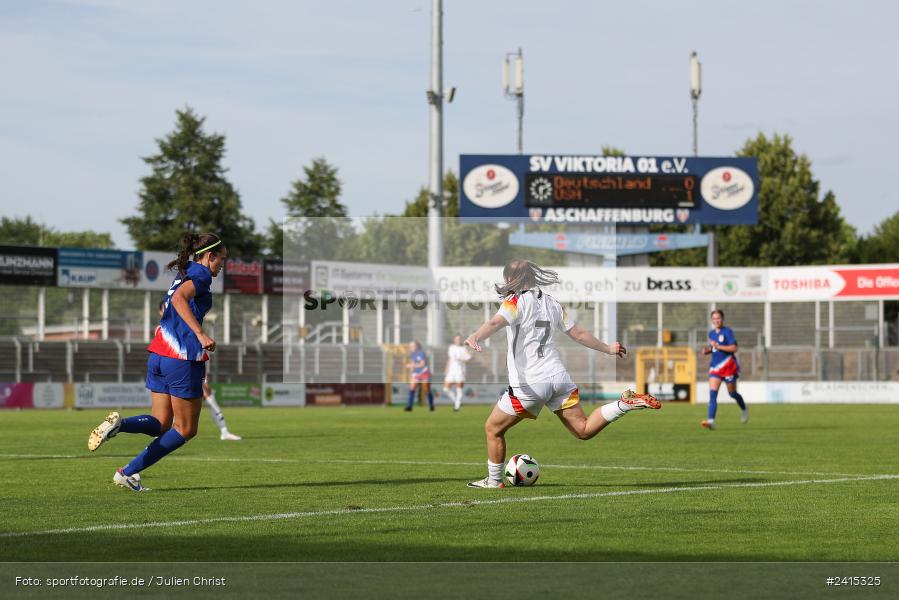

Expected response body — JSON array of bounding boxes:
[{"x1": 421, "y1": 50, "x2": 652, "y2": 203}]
[
  {"x1": 464, "y1": 260, "x2": 661, "y2": 488},
  {"x1": 443, "y1": 334, "x2": 472, "y2": 411}
]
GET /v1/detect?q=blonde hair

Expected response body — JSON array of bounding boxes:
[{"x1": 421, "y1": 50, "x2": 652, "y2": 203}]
[{"x1": 494, "y1": 260, "x2": 560, "y2": 298}]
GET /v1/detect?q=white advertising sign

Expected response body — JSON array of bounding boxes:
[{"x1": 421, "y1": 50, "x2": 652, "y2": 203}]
[
  {"x1": 433, "y1": 267, "x2": 768, "y2": 303},
  {"x1": 263, "y1": 383, "x2": 306, "y2": 407},
  {"x1": 311, "y1": 260, "x2": 432, "y2": 298},
  {"x1": 32, "y1": 383, "x2": 65, "y2": 408},
  {"x1": 75, "y1": 383, "x2": 151, "y2": 408},
  {"x1": 616, "y1": 268, "x2": 768, "y2": 302},
  {"x1": 432, "y1": 265, "x2": 897, "y2": 303},
  {"x1": 434, "y1": 266, "x2": 617, "y2": 303},
  {"x1": 139, "y1": 251, "x2": 224, "y2": 293},
  {"x1": 767, "y1": 381, "x2": 899, "y2": 404}
]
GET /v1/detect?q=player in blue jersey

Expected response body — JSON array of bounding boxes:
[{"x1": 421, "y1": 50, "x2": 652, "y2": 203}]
[
  {"x1": 404, "y1": 340, "x2": 434, "y2": 411},
  {"x1": 700, "y1": 309, "x2": 748, "y2": 430},
  {"x1": 153, "y1": 299, "x2": 241, "y2": 441},
  {"x1": 87, "y1": 232, "x2": 226, "y2": 491}
]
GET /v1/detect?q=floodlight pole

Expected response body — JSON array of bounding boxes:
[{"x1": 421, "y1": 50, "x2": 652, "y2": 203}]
[
  {"x1": 691, "y1": 51, "x2": 716, "y2": 267},
  {"x1": 504, "y1": 48, "x2": 524, "y2": 154},
  {"x1": 426, "y1": 0, "x2": 445, "y2": 347}
]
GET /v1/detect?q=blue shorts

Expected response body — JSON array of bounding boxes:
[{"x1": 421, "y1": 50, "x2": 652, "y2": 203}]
[
  {"x1": 710, "y1": 374, "x2": 739, "y2": 384},
  {"x1": 146, "y1": 353, "x2": 206, "y2": 399}
]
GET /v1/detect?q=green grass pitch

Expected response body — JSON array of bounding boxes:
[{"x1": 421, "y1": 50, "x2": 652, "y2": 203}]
[{"x1": 1, "y1": 402, "x2": 898, "y2": 562}]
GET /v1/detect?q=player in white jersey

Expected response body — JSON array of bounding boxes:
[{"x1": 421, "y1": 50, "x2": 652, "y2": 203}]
[
  {"x1": 443, "y1": 334, "x2": 472, "y2": 411},
  {"x1": 463, "y1": 260, "x2": 661, "y2": 488}
]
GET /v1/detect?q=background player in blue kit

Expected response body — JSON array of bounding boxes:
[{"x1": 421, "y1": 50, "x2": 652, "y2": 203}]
[
  {"x1": 701, "y1": 309, "x2": 748, "y2": 430},
  {"x1": 405, "y1": 340, "x2": 434, "y2": 411},
  {"x1": 87, "y1": 232, "x2": 226, "y2": 491}
]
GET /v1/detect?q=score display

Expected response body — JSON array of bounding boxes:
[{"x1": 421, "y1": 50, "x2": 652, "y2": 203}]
[
  {"x1": 525, "y1": 173, "x2": 697, "y2": 209},
  {"x1": 459, "y1": 155, "x2": 759, "y2": 225}
]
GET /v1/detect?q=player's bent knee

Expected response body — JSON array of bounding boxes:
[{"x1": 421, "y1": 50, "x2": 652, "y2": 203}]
[
  {"x1": 570, "y1": 428, "x2": 593, "y2": 441},
  {"x1": 174, "y1": 424, "x2": 198, "y2": 440}
]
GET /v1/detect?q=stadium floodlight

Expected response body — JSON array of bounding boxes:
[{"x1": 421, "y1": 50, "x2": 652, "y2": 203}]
[
  {"x1": 503, "y1": 48, "x2": 525, "y2": 154},
  {"x1": 690, "y1": 51, "x2": 702, "y2": 100},
  {"x1": 690, "y1": 51, "x2": 702, "y2": 156},
  {"x1": 690, "y1": 50, "x2": 716, "y2": 267}
]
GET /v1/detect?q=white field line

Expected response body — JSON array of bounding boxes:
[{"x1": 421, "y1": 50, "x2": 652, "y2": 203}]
[
  {"x1": 1, "y1": 474, "x2": 897, "y2": 539},
  {"x1": 1, "y1": 453, "x2": 896, "y2": 480}
]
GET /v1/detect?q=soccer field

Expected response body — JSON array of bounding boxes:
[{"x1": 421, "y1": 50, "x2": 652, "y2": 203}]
[{"x1": 2, "y1": 403, "x2": 898, "y2": 564}]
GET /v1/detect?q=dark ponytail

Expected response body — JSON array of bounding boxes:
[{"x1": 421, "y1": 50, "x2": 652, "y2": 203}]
[{"x1": 166, "y1": 232, "x2": 223, "y2": 276}]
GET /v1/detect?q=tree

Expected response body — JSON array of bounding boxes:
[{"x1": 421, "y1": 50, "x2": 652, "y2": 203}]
[
  {"x1": 122, "y1": 107, "x2": 260, "y2": 256},
  {"x1": 653, "y1": 133, "x2": 857, "y2": 266},
  {"x1": 354, "y1": 170, "x2": 560, "y2": 266},
  {"x1": 266, "y1": 158, "x2": 350, "y2": 259},
  {"x1": 281, "y1": 158, "x2": 347, "y2": 218},
  {"x1": 858, "y1": 211, "x2": 899, "y2": 264},
  {"x1": 0, "y1": 216, "x2": 44, "y2": 245},
  {"x1": 402, "y1": 171, "x2": 460, "y2": 218},
  {"x1": 857, "y1": 211, "x2": 899, "y2": 340},
  {"x1": 0, "y1": 216, "x2": 113, "y2": 248}
]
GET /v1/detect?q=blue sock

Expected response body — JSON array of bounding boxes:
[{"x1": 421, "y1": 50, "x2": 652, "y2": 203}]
[
  {"x1": 119, "y1": 415, "x2": 161, "y2": 437},
  {"x1": 407, "y1": 389, "x2": 416, "y2": 409},
  {"x1": 708, "y1": 388, "x2": 719, "y2": 420},
  {"x1": 122, "y1": 428, "x2": 187, "y2": 476},
  {"x1": 427, "y1": 391, "x2": 434, "y2": 409},
  {"x1": 730, "y1": 391, "x2": 746, "y2": 410}
]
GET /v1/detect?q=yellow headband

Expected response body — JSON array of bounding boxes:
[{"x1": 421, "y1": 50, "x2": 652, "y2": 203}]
[{"x1": 195, "y1": 239, "x2": 222, "y2": 255}]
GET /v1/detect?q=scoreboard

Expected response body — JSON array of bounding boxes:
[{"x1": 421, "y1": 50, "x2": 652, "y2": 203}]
[
  {"x1": 460, "y1": 154, "x2": 759, "y2": 225},
  {"x1": 525, "y1": 173, "x2": 698, "y2": 209}
]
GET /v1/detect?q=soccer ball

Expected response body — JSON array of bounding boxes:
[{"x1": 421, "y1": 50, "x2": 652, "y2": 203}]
[{"x1": 505, "y1": 454, "x2": 540, "y2": 486}]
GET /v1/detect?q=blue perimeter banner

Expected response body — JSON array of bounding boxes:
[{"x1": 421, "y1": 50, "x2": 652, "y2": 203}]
[
  {"x1": 459, "y1": 154, "x2": 758, "y2": 225},
  {"x1": 57, "y1": 247, "x2": 142, "y2": 288}
]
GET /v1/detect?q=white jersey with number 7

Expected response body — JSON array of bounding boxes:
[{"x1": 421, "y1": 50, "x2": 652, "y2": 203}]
[{"x1": 496, "y1": 289, "x2": 575, "y2": 387}]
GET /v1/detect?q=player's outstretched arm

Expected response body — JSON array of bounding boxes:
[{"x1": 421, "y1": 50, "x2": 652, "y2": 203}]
[
  {"x1": 565, "y1": 324, "x2": 626, "y2": 357},
  {"x1": 464, "y1": 314, "x2": 509, "y2": 352}
]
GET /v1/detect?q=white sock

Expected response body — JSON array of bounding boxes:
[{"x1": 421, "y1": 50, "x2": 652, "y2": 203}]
[
  {"x1": 205, "y1": 392, "x2": 228, "y2": 433},
  {"x1": 600, "y1": 401, "x2": 627, "y2": 423},
  {"x1": 453, "y1": 387, "x2": 462, "y2": 410},
  {"x1": 488, "y1": 461, "x2": 503, "y2": 482}
]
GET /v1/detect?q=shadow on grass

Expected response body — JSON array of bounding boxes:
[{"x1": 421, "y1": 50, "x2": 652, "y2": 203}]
[
  {"x1": 0, "y1": 530, "x2": 850, "y2": 563},
  {"x1": 2, "y1": 453, "x2": 139, "y2": 461},
  {"x1": 158, "y1": 477, "x2": 461, "y2": 492}
]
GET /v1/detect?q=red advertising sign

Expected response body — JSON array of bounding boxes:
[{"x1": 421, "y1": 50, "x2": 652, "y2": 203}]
[
  {"x1": 224, "y1": 259, "x2": 263, "y2": 294},
  {"x1": 305, "y1": 383, "x2": 385, "y2": 406},
  {"x1": 834, "y1": 268, "x2": 899, "y2": 298}
]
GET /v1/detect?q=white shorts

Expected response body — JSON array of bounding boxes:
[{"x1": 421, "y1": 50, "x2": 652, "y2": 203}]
[
  {"x1": 497, "y1": 372, "x2": 580, "y2": 419},
  {"x1": 445, "y1": 364, "x2": 466, "y2": 384}
]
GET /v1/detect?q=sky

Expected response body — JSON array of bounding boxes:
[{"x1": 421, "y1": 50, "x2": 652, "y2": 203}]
[{"x1": 1, "y1": 0, "x2": 897, "y2": 249}]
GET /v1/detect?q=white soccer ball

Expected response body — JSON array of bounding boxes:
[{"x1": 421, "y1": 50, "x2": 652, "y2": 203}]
[{"x1": 505, "y1": 454, "x2": 540, "y2": 487}]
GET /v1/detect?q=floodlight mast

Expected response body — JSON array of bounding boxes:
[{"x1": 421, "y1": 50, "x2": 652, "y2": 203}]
[
  {"x1": 504, "y1": 48, "x2": 524, "y2": 154},
  {"x1": 690, "y1": 50, "x2": 702, "y2": 157},
  {"x1": 426, "y1": 0, "x2": 446, "y2": 347},
  {"x1": 690, "y1": 51, "x2": 716, "y2": 267}
]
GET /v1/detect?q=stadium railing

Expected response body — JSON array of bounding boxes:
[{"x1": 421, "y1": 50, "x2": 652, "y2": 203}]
[{"x1": 1, "y1": 338, "x2": 897, "y2": 385}]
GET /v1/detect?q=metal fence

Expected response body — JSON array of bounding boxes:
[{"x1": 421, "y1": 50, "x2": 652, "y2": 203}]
[{"x1": 2, "y1": 337, "x2": 898, "y2": 385}]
